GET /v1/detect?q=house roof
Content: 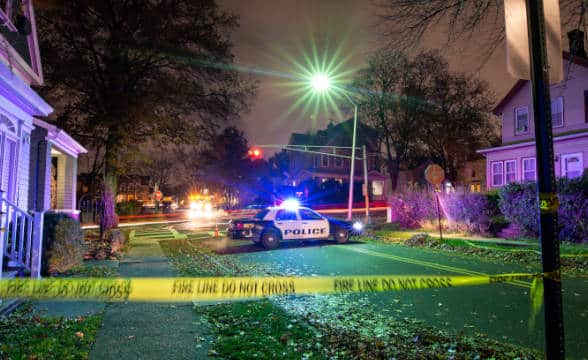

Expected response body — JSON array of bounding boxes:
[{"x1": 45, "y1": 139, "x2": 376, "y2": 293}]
[
  {"x1": 33, "y1": 118, "x2": 87, "y2": 157},
  {"x1": 288, "y1": 119, "x2": 379, "y2": 151},
  {"x1": 493, "y1": 52, "x2": 588, "y2": 115}
]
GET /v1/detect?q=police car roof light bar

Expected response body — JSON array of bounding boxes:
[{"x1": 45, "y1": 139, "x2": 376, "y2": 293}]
[{"x1": 280, "y1": 199, "x2": 300, "y2": 211}]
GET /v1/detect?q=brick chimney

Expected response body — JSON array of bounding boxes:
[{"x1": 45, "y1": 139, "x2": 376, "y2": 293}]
[{"x1": 568, "y1": 29, "x2": 587, "y2": 58}]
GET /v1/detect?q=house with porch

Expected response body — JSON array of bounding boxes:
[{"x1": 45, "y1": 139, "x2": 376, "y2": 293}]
[
  {"x1": 0, "y1": 0, "x2": 86, "y2": 283},
  {"x1": 478, "y1": 39, "x2": 588, "y2": 187},
  {"x1": 286, "y1": 119, "x2": 388, "y2": 204}
]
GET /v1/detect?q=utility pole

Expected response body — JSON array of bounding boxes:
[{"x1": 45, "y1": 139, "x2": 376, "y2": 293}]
[
  {"x1": 362, "y1": 145, "x2": 370, "y2": 223},
  {"x1": 525, "y1": 0, "x2": 564, "y2": 358}
]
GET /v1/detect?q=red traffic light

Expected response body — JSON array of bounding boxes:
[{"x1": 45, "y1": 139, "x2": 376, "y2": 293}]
[{"x1": 247, "y1": 147, "x2": 263, "y2": 159}]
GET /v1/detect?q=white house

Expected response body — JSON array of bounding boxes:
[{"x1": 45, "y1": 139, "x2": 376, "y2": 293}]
[{"x1": 0, "y1": 1, "x2": 86, "y2": 285}]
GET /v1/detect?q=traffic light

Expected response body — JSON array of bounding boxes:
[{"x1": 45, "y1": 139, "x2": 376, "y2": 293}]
[{"x1": 247, "y1": 147, "x2": 263, "y2": 160}]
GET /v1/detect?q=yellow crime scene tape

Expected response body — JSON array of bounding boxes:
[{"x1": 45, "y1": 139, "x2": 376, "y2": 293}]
[{"x1": 0, "y1": 272, "x2": 548, "y2": 302}]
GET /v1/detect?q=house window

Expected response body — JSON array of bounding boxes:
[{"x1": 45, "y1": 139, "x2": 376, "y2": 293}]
[
  {"x1": 321, "y1": 155, "x2": 329, "y2": 168},
  {"x1": 505, "y1": 160, "x2": 516, "y2": 183},
  {"x1": 551, "y1": 97, "x2": 563, "y2": 128},
  {"x1": 372, "y1": 180, "x2": 384, "y2": 196},
  {"x1": 313, "y1": 156, "x2": 320, "y2": 168},
  {"x1": 515, "y1": 106, "x2": 529, "y2": 134},
  {"x1": 491, "y1": 162, "x2": 504, "y2": 187},
  {"x1": 522, "y1": 157, "x2": 536, "y2": 181},
  {"x1": 334, "y1": 157, "x2": 343, "y2": 168},
  {"x1": 561, "y1": 153, "x2": 584, "y2": 179}
]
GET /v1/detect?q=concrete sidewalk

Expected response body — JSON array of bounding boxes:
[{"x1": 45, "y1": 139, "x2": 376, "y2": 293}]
[{"x1": 89, "y1": 231, "x2": 209, "y2": 359}]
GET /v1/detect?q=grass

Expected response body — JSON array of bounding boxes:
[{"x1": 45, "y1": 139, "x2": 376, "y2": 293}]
[
  {"x1": 62, "y1": 265, "x2": 118, "y2": 278},
  {"x1": 161, "y1": 235, "x2": 544, "y2": 359},
  {"x1": 200, "y1": 299, "x2": 326, "y2": 360},
  {"x1": 0, "y1": 305, "x2": 102, "y2": 360},
  {"x1": 368, "y1": 228, "x2": 588, "y2": 275}
]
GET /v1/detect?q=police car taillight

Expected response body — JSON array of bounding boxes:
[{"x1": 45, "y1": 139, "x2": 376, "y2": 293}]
[{"x1": 236, "y1": 223, "x2": 244, "y2": 230}]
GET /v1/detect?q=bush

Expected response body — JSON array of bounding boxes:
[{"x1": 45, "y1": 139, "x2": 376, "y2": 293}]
[
  {"x1": 498, "y1": 172, "x2": 588, "y2": 243},
  {"x1": 388, "y1": 191, "x2": 436, "y2": 229},
  {"x1": 557, "y1": 173, "x2": 588, "y2": 243},
  {"x1": 442, "y1": 193, "x2": 494, "y2": 234},
  {"x1": 42, "y1": 213, "x2": 85, "y2": 275},
  {"x1": 498, "y1": 182, "x2": 539, "y2": 237}
]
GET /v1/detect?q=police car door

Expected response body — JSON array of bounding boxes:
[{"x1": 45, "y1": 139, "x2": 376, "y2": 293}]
[
  {"x1": 298, "y1": 208, "x2": 329, "y2": 239},
  {"x1": 274, "y1": 209, "x2": 300, "y2": 240}
]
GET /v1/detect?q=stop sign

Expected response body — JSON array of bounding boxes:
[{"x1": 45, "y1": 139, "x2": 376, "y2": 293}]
[
  {"x1": 154, "y1": 190, "x2": 163, "y2": 201},
  {"x1": 425, "y1": 164, "x2": 445, "y2": 186}
]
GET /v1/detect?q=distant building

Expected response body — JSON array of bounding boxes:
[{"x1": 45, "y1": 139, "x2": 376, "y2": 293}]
[
  {"x1": 286, "y1": 119, "x2": 387, "y2": 202},
  {"x1": 116, "y1": 175, "x2": 151, "y2": 203},
  {"x1": 479, "y1": 43, "x2": 588, "y2": 188}
]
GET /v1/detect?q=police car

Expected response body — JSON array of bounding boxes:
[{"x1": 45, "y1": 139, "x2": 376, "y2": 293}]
[{"x1": 228, "y1": 200, "x2": 363, "y2": 249}]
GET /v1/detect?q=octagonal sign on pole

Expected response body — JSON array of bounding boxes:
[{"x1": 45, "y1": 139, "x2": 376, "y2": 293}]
[{"x1": 424, "y1": 164, "x2": 444, "y2": 187}]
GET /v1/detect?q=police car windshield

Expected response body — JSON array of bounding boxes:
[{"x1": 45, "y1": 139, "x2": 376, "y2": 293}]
[{"x1": 254, "y1": 209, "x2": 269, "y2": 219}]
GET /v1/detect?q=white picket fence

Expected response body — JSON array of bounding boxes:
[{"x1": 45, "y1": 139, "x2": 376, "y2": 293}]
[{"x1": 0, "y1": 192, "x2": 44, "y2": 280}]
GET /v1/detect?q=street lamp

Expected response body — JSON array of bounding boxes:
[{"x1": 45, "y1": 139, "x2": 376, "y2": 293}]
[{"x1": 309, "y1": 74, "x2": 368, "y2": 222}]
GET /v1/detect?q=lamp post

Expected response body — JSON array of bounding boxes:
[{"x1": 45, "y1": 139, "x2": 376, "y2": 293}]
[{"x1": 310, "y1": 74, "x2": 368, "y2": 222}]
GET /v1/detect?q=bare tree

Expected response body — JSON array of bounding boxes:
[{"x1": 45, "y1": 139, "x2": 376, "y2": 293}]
[
  {"x1": 376, "y1": 0, "x2": 584, "y2": 58},
  {"x1": 356, "y1": 49, "x2": 498, "y2": 188}
]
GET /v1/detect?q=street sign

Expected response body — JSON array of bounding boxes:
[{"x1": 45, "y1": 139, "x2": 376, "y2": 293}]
[
  {"x1": 154, "y1": 190, "x2": 163, "y2": 201},
  {"x1": 424, "y1": 164, "x2": 445, "y2": 186}
]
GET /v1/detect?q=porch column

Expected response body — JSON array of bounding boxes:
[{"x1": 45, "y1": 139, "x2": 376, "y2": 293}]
[
  {"x1": 28, "y1": 127, "x2": 52, "y2": 211},
  {"x1": 56, "y1": 154, "x2": 77, "y2": 210}
]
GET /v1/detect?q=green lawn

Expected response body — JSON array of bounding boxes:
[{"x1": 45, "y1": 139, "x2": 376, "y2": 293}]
[
  {"x1": 0, "y1": 305, "x2": 102, "y2": 360},
  {"x1": 368, "y1": 227, "x2": 588, "y2": 275}
]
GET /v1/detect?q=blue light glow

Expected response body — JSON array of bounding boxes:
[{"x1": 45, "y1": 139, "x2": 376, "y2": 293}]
[{"x1": 280, "y1": 199, "x2": 301, "y2": 211}]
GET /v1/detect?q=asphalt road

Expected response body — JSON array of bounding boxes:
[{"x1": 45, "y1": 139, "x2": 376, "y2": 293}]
[{"x1": 173, "y1": 222, "x2": 588, "y2": 359}]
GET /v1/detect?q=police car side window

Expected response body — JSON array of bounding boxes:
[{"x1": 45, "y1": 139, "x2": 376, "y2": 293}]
[
  {"x1": 299, "y1": 209, "x2": 323, "y2": 220},
  {"x1": 276, "y1": 210, "x2": 297, "y2": 221}
]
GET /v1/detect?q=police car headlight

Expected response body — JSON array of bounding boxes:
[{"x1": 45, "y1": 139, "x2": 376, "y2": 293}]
[{"x1": 352, "y1": 222, "x2": 364, "y2": 232}]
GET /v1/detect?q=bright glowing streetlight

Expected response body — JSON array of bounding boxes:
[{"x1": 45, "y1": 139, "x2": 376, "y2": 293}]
[{"x1": 311, "y1": 73, "x2": 331, "y2": 92}]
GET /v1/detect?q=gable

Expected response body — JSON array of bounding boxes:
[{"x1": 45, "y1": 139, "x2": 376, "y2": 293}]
[
  {"x1": 0, "y1": 1, "x2": 43, "y2": 85},
  {"x1": 493, "y1": 52, "x2": 588, "y2": 115}
]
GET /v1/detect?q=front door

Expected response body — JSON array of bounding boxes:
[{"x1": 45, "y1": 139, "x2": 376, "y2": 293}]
[
  {"x1": 274, "y1": 209, "x2": 300, "y2": 240},
  {"x1": 0, "y1": 136, "x2": 16, "y2": 202},
  {"x1": 561, "y1": 153, "x2": 583, "y2": 179},
  {"x1": 298, "y1": 208, "x2": 329, "y2": 239}
]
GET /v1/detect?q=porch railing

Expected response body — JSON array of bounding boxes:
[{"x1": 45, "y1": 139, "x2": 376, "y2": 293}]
[{"x1": 0, "y1": 192, "x2": 44, "y2": 280}]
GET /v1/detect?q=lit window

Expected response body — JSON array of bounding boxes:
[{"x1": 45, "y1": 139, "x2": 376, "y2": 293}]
[
  {"x1": 505, "y1": 160, "x2": 516, "y2": 183},
  {"x1": 551, "y1": 97, "x2": 564, "y2": 128},
  {"x1": 372, "y1": 180, "x2": 384, "y2": 196},
  {"x1": 515, "y1": 106, "x2": 529, "y2": 134},
  {"x1": 522, "y1": 157, "x2": 536, "y2": 181},
  {"x1": 491, "y1": 162, "x2": 503, "y2": 187}
]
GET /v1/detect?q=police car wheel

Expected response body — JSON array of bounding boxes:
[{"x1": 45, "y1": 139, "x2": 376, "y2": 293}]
[
  {"x1": 334, "y1": 227, "x2": 349, "y2": 243},
  {"x1": 261, "y1": 229, "x2": 280, "y2": 249}
]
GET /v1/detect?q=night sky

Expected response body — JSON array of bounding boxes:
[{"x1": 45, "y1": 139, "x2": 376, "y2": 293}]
[{"x1": 219, "y1": 0, "x2": 516, "y2": 153}]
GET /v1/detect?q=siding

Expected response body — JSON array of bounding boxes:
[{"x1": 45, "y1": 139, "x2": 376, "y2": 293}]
[
  {"x1": 499, "y1": 62, "x2": 588, "y2": 144},
  {"x1": 484, "y1": 135, "x2": 588, "y2": 188}
]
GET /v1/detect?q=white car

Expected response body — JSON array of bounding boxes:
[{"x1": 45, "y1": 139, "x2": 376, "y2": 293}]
[{"x1": 228, "y1": 205, "x2": 362, "y2": 249}]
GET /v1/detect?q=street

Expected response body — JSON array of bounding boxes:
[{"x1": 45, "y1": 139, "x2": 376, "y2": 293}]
[{"x1": 172, "y1": 222, "x2": 588, "y2": 359}]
